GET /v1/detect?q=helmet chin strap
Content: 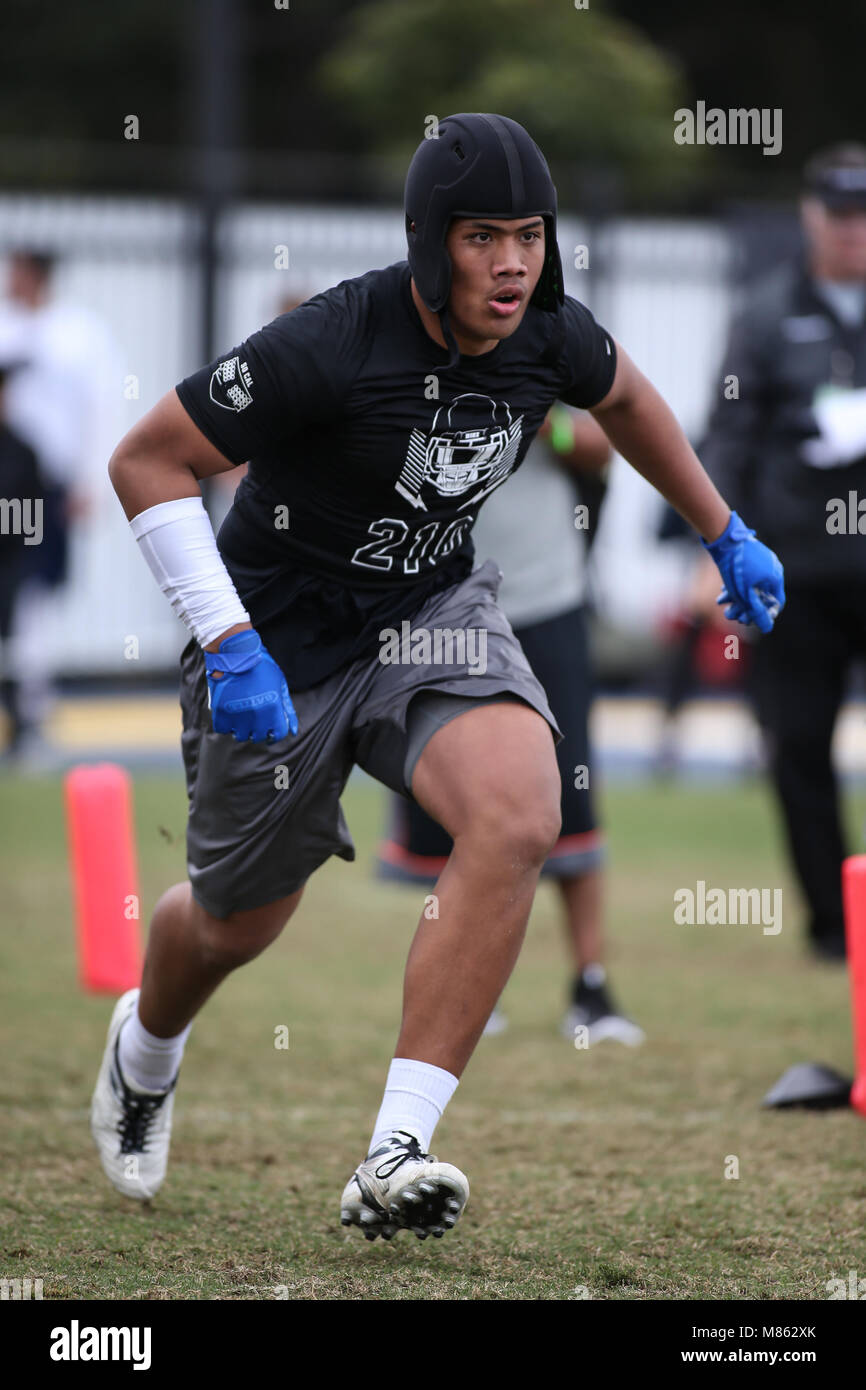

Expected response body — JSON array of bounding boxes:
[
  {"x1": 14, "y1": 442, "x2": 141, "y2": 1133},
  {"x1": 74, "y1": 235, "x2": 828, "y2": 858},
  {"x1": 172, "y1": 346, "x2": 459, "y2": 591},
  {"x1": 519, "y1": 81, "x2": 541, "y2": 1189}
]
[{"x1": 437, "y1": 305, "x2": 462, "y2": 370}]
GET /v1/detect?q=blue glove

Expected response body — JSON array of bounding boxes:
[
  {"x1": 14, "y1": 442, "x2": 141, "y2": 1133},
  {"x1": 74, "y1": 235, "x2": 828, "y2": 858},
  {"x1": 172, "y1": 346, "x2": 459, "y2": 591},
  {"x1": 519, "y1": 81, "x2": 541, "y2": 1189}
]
[
  {"x1": 700, "y1": 511, "x2": 786, "y2": 634},
  {"x1": 204, "y1": 629, "x2": 298, "y2": 742}
]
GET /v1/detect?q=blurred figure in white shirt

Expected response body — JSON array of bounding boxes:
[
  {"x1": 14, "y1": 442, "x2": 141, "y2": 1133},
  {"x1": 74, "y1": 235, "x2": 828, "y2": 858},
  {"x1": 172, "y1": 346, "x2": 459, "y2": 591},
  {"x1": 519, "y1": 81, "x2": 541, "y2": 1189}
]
[{"x1": 0, "y1": 249, "x2": 122, "y2": 759}]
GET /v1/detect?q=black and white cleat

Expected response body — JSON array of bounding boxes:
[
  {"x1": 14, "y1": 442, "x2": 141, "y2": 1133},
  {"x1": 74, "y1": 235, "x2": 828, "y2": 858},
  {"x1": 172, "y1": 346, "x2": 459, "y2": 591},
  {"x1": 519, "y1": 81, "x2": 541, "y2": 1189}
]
[
  {"x1": 340, "y1": 1129, "x2": 469, "y2": 1241},
  {"x1": 90, "y1": 988, "x2": 178, "y2": 1201}
]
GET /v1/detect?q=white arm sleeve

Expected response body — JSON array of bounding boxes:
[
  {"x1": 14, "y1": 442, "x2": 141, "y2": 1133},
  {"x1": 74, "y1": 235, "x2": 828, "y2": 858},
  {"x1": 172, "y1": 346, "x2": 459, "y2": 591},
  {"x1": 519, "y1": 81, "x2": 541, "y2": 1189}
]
[{"x1": 129, "y1": 495, "x2": 251, "y2": 648}]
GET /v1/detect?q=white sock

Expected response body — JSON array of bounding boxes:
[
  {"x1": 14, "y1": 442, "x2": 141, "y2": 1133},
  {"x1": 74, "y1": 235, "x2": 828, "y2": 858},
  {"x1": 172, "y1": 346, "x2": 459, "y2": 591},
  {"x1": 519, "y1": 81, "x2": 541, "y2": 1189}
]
[
  {"x1": 118, "y1": 1005, "x2": 192, "y2": 1093},
  {"x1": 368, "y1": 1057, "x2": 459, "y2": 1154}
]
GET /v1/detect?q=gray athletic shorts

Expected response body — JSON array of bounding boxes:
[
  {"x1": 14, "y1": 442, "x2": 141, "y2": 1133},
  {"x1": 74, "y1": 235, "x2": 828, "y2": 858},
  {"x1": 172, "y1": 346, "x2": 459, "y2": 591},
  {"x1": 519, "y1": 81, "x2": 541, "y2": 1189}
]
[{"x1": 180, "y1": 558, "x2": 563, "y2": 918}]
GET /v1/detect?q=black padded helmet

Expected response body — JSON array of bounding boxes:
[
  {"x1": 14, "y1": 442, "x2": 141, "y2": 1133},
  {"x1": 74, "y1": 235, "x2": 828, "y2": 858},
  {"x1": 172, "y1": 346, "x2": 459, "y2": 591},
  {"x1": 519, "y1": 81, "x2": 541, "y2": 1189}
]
[{"x1": 405, "y1": 113, "x2": 564, "y2": 318}]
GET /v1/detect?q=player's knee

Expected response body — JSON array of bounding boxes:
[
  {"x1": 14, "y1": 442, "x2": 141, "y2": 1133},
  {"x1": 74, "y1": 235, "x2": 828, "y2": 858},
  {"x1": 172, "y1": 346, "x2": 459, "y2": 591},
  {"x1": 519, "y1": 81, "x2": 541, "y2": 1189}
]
[
  {"x1": 462, "y1": 790, "x2": 561, "y2": 870},
  {"x1": 191, "y1": 888, "x2": 303, "y2": 970},
  {"x1": 514, "y1": 796, "x2": 562, "y2": 865},
  {"x1": 194, "y1": 920, "x2": 264, "y2": 971}
]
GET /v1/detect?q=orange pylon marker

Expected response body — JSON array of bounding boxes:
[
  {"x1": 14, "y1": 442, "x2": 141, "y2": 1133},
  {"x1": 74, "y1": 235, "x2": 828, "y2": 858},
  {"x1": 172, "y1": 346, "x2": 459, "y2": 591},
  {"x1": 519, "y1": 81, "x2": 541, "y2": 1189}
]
[
  {"x1": 65, "y1": 763, "x2": 142, "y2": 993},
  {"x1": 842, "y1": 855, "x2": 866, "y2": 1116}
]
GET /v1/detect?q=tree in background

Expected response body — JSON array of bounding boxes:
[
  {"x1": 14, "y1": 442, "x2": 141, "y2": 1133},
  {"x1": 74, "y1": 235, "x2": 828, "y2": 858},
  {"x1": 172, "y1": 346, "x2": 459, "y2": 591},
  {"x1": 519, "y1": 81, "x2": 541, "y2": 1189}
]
[
  {"x1": 4, "y1": 0, "x2": 854, "y2": 205},
  {"x1": 317, "y1": 0, "x2": 700, "y2": 208}
]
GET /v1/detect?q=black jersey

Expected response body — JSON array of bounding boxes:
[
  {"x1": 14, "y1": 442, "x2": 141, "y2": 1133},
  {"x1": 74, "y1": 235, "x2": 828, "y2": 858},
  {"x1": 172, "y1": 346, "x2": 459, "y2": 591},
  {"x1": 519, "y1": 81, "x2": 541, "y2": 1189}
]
[{"x1": 175, "y1": 261, "x2": 616, "y2": 689}]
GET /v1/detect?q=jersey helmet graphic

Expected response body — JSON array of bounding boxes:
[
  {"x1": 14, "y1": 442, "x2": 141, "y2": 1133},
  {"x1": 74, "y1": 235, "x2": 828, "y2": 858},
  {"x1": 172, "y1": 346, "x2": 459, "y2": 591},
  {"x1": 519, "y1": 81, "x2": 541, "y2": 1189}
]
[
  {"x1": 396, "y1": 392, "x2": 523, "y2": 511},
  {"x1": 426, "y1": 393, "x2": 517, "y2": 494}
]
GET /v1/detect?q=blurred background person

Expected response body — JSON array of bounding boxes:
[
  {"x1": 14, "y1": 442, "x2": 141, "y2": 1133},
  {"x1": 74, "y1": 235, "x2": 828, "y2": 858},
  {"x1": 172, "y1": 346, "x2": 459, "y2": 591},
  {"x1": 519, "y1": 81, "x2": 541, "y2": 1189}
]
[
  {"x1": 700, "y1": 144, "x2": 866, "y2": 962},
  {"x1": 0, "y1": 360, "x2": 43, "y2": 759},
  {"x1": 0, "y1": 249, "x2": 121, "y2": 761},
  {"x1": 652, "y1": 501, "x2": 761, "y2": 779},
  {"x1": 376, "y1": 402, "x2": 646, "y2": 1046}
]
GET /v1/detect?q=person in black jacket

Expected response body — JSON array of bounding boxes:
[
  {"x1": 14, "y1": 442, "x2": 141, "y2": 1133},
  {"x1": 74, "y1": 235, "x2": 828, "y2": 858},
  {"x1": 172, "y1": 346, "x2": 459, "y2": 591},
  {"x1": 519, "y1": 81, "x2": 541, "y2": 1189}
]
[
  {"x1": 0, "y1": 362, "x2": 43, "y2": 757},
  {"x1": 701, "y1": 144, "x2": 866, "y2": 960}
]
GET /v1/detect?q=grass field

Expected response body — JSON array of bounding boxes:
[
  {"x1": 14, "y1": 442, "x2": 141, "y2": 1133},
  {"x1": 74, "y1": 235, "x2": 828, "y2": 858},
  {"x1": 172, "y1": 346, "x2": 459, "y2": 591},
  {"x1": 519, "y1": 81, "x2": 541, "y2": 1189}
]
[{"x1": 2, "y1": 768, "x2": 865, "y2": 1301}]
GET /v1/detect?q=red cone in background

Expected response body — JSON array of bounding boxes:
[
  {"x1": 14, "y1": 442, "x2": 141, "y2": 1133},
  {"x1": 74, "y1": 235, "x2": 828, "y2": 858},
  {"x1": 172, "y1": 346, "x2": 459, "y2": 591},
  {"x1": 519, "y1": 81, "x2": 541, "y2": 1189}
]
[
  {"x1": 842, "y1": 855, "x2": 866, "y2": 1116},
  {"x1": 65, "y1": 763, "x2": 142, "y2": 993}
]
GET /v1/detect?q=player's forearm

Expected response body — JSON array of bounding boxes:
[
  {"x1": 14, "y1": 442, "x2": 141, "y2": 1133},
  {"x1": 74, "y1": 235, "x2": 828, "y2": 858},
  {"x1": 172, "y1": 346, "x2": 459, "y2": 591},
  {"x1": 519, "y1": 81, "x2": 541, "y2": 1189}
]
[
  {"x1": 593, "y1": 380, "x2": 730, "y2": 543},
  {"x1": 109, "y1": 457, "x2": 250, "y2": 650},
  {"x1": 110, "y1": 455, "x2": 252, "y2": 652}
]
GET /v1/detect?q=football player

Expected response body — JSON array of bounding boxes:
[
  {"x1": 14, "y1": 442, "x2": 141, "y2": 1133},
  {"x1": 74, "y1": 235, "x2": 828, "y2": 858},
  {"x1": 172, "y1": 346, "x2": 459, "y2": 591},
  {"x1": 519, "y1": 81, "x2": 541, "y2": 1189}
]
[{"x1": 92, "y1": 113, "x2": 784, "y2": 1241}]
